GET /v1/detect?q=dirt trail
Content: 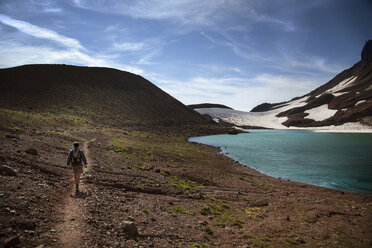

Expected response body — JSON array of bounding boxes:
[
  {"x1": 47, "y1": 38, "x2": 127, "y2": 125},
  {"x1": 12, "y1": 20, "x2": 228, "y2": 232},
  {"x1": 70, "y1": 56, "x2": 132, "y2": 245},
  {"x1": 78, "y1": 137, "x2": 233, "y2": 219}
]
[{"x1": 55, "y1": 138, "x2": 95, "y2": 247}]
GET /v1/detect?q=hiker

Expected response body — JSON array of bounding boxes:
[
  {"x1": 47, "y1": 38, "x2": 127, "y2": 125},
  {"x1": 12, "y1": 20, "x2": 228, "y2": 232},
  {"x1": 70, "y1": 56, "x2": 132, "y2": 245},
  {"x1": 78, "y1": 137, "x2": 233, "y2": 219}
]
[{"x1": 67, "y1": 142, "x2": 87, "y2": 193}]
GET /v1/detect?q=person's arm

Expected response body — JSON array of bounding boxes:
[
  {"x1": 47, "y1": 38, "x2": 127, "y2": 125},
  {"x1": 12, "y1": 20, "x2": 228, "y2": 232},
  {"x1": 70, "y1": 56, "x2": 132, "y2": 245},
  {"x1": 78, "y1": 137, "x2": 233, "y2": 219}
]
[
  {"x1": 80, "y1": 150, "x2": 88, "y2": 165},
  {"x1": 67, "y1": 150, "x2": 72, "y2": 165}
]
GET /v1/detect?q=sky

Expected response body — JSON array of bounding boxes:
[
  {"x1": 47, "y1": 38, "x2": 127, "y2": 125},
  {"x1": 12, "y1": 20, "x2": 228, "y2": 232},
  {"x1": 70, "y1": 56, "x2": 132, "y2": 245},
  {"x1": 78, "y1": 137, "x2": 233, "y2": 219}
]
[{"x1": 0, "y1": 0, "x2": 371, "y2": 111}]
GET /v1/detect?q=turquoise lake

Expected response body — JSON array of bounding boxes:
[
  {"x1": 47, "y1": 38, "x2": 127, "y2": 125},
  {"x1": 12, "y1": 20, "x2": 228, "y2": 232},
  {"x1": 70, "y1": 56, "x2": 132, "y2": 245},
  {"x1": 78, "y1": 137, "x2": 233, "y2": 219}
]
[{"x1": 189, "y1": 130, "x2": 372, "y2": 193}]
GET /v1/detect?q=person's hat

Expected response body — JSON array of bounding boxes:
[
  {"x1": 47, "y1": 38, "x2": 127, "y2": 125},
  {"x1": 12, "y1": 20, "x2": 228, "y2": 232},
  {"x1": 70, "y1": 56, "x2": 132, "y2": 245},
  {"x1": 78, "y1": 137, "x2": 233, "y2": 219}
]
[{"x1": 73, "y1": 142, "x2": 79, "y2": 147}]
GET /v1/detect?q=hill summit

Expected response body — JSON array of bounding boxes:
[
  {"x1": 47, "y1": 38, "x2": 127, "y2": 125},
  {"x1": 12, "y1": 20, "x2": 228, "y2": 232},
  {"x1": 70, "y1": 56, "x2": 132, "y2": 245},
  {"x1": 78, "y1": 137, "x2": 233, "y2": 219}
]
[{"x1": 0, "y1": 64, "x2": 212, "y2": 129}]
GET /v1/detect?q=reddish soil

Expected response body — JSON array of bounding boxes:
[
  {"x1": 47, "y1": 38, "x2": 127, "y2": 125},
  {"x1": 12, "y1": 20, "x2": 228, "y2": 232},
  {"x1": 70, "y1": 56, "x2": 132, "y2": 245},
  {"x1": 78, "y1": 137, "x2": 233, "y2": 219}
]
[{"x1": 1, "y1": 125, "x2": 371, "y2": 248}]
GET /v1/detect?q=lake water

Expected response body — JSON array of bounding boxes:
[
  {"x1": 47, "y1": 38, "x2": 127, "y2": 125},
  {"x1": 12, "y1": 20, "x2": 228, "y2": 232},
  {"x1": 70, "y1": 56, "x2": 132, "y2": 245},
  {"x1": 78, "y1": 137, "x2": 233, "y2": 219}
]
[{"x1": 189, "y1": 130, "x2": 372, "y2": 193}]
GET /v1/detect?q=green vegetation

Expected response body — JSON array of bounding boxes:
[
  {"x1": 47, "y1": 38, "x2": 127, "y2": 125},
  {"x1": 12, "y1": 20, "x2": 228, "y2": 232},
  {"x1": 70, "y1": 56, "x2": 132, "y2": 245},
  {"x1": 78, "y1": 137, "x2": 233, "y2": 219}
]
[
  {"x1": 141, "y1": 209, "x2": 150, "y2": 214},
  {"x1": 189, "y1": 243, "x2": 210, "y2": 248},
  {"x1": 160, "y1": 171, "x2": 170, "y2": 177},
  {"x1": 204, "y1": 227, "x2": 213, "y2": 236},
  {"x1": 200, "y1": 207, "x2": 212, "y2": 216},
  {"x1": 9, "y1": 124, "x2": 22, "y2": 131},
  {"x1": 245, "y1": 207, "x2": 271, "y2": 219},
  {"x1": 135, "y1": 185, "x2": 144, "y2": 190},
  {"x1": 199, "y1": 198, "x2": 246, "y2": 229},
  {"x1": 0, "y1": 108, "x2": 93, "y2": 130},
  {"x1": 171, "y1": 206, "x2": 195, "y2": 216},
  {"x1": 168, "y1": 176, "x2": 199, "y2": 193}
]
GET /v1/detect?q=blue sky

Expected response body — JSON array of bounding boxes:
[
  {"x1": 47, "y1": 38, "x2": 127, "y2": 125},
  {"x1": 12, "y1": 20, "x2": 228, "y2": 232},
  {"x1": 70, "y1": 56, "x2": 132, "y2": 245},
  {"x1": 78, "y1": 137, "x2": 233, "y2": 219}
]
[{"x1": 0, "y1": 0, "x2": 371, "y2": 111}]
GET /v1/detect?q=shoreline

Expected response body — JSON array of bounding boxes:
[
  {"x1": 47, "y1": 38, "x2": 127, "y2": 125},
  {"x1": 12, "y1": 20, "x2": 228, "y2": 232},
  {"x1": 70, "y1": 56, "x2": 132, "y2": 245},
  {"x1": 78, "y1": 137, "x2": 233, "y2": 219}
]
[{"x1": 189, "y1": 131, "x2": 372, "y2": 194}]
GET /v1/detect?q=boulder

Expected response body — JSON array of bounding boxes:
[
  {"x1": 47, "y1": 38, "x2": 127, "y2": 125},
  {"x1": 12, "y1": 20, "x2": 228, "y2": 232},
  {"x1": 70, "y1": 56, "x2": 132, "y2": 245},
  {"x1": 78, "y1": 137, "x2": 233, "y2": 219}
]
[
  {"x1": 4, "y1": 236, "x2": 21, "y2": 248},
  {"x1": 120, "y1": 221, "x2": 138, "y2": 237},
  {"x1": 25, "y1": 148, "x2": 38, "y2": 156},
  {"x1": 0, "y1": 165, "x2": 17, "y2": 177}
]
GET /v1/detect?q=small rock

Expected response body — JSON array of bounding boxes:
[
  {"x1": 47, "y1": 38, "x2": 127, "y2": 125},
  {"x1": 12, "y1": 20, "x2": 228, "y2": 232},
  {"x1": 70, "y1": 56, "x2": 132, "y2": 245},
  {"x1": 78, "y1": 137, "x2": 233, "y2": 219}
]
[
  {"x1": 5, "y1": 135, "x2": 18, "y2": 140},
  {"x1": 36, "y1": 245, "x2": 44, "y2": 248},
  {"x1": 25, "y1": 148, "x2": 38, "y2": 156},
  {"x1": 127, "y1": 216, "x2": 135, "y2": 221},
  {"x1": 4, "y1": 235, "x2": 20, "y2": 248},
  {"x1": 120, "y1": 221, "x2": 138, "y2": 237},
  {"x1": 198, "y1": 220, "x2": 208, "y2": 226},
  {"x1": 0, "y1": 165, "x2": 17, "y2": 177},
  {"x1": 295, "y1": 237, "x2": 306, "y2": 244}
]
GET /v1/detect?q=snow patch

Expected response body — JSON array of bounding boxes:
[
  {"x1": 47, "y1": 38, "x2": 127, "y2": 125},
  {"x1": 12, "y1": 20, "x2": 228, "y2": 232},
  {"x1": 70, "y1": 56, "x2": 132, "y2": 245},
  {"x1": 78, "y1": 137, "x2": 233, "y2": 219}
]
[
  {"x1": 304, "y1": 104, "x2": 338, "y2": 121},
  {"x1": 355, "y1": 100, "x2": 366, "y2": 106},
  {"x1": 307, "y1": 123, "x2": 372, "y2": 133},
  {"x1": 332, "y1": 92, "x2": 348, "y2": 97},
  {"x1": 325, "y1": 76, "x2": 357, "y2": 94}
]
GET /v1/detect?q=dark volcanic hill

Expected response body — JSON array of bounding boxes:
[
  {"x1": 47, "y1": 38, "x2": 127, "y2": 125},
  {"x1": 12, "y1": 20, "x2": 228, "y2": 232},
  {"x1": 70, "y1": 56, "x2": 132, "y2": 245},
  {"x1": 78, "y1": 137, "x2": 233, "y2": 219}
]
[
  {"x1": 253, "y1": 40, "x2": 372, "y2": 127},
  {"x1": 0, "y1": 64, "x2": 211, "y2": 128},
  {"x1": 188, "y1": 103, "x2": 233, "y2": 110}
]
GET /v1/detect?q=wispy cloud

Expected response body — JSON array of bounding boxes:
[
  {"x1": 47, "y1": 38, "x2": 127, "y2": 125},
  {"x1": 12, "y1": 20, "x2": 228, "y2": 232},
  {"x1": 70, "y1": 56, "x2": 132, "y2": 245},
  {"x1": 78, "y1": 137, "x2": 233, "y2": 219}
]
[
  {"x1": 0, "y1": 14, "x2": 144, "y2": 75},
  {"x1": 0, "y1": 14, "x2": 82, "y2": 50},
  {"x1": 112, "y1": 42, "x2": 145, "y2": 52},
  {"x1": 0, "y1": 40, "x2": 144, "y2": 75},
  {"x1": 72, "y1": 0, "x2": 231, "y2": 27},
  {"x1": 152, "y1": 73, "x2": 320, "y2": 111},
  {"x1": 249, "y1": 10, "x2": 295, "y2": 32},
  {"x1": 278, "y1": 54, "x2": 345, "y2": 74}
]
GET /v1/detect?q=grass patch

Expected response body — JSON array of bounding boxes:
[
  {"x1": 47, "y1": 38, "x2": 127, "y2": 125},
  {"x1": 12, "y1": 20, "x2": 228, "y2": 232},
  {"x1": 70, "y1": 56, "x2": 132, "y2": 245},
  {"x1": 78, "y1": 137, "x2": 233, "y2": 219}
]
[
  {"x1": 245, "y1": 207, "x2": 271, "y2": 219},
  {"x1": 9, "y1": 124, "x2": 22, "y2": 131},
  {"x1": 168, "y1": 176, "x2": 199, "y2": 193},
  {"x1": 200, "y1": 207, "x2": 212, "y2": 216},
  {"x1": 142, "y1": 209, "x2": 150, "y2": 214},
  {"x1": 135, "y1": 185, "x2": 144, "y2": 190},
  {"x1": 204, "y1": 227, "x2": 213, "y2": 236},
  {"x1": 0, "y1": 108, "x2": 93, "y2": 129},
  {"x1": 189, "y1": 243, "x2": 210, "y2": 248},
  {"x1": 171, "y1": 206, "x2": 195, "y2": 216}
]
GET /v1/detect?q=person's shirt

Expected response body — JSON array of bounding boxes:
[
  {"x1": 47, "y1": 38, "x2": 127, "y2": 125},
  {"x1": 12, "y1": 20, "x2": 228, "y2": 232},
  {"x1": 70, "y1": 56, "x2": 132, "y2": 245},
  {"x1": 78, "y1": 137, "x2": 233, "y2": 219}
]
[{"x1": 67, "y1": 148, "x2": 87, "y2": 166}]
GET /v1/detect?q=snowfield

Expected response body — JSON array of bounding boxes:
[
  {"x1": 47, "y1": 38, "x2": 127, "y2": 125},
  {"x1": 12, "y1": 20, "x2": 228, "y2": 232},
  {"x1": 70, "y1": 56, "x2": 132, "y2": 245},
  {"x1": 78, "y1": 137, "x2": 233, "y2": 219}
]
[
  {"x1": 195, "y1": 79, "x2": 372, "y2": 133},
  {"x1": 196, "y1": 105, "x2": 372, "y2": 133},
  {"x1": 304, "y1": 104, "x2": 338, "y2": 121},
  {"x1": 196, "y1": 96, "x2": 310, "y2": 129}
]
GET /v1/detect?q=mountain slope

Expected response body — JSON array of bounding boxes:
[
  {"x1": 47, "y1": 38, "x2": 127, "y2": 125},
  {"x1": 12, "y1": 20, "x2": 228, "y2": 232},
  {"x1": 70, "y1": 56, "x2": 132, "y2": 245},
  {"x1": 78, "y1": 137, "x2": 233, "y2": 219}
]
[
  {"x1": 0, "y1": 64, "x2": 211, "y2": 128},
  {"x1": 188, "y1": 103, "x2": 233, "y2": 110},
  {"x1": 195, "y1": 40, "x2": 372, "y2": 130}
]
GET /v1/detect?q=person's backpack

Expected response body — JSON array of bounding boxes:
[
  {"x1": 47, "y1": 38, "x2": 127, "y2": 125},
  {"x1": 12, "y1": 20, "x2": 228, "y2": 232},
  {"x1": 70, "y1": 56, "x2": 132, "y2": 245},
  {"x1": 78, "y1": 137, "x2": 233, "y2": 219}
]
[{"x1": 71, "y1": 150, "x2": 81, "y2": 166}]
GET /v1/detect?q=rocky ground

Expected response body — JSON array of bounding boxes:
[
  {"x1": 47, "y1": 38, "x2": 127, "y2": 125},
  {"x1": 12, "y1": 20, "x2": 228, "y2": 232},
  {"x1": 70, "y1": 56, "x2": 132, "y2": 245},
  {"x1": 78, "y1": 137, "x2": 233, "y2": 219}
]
[{"x1": 1, "y1": 109, "x2": 372, "y2": 248}]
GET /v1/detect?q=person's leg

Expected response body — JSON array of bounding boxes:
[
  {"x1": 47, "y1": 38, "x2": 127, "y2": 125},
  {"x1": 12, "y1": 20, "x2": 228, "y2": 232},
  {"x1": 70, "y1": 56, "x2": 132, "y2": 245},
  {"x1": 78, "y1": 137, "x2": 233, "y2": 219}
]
[
  {"x1": 74, "y1": 173, "x2": 81, "y2": 185},
  {"x1": 74, "y1": 173, "x2": 81, "y2": 191}
]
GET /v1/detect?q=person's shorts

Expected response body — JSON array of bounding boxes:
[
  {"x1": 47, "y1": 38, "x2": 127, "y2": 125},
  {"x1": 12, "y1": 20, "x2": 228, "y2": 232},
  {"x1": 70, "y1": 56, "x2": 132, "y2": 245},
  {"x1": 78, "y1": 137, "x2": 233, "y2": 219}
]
[{"x1": 72, "y1": 165, "x2": 83, "y2": 174}]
